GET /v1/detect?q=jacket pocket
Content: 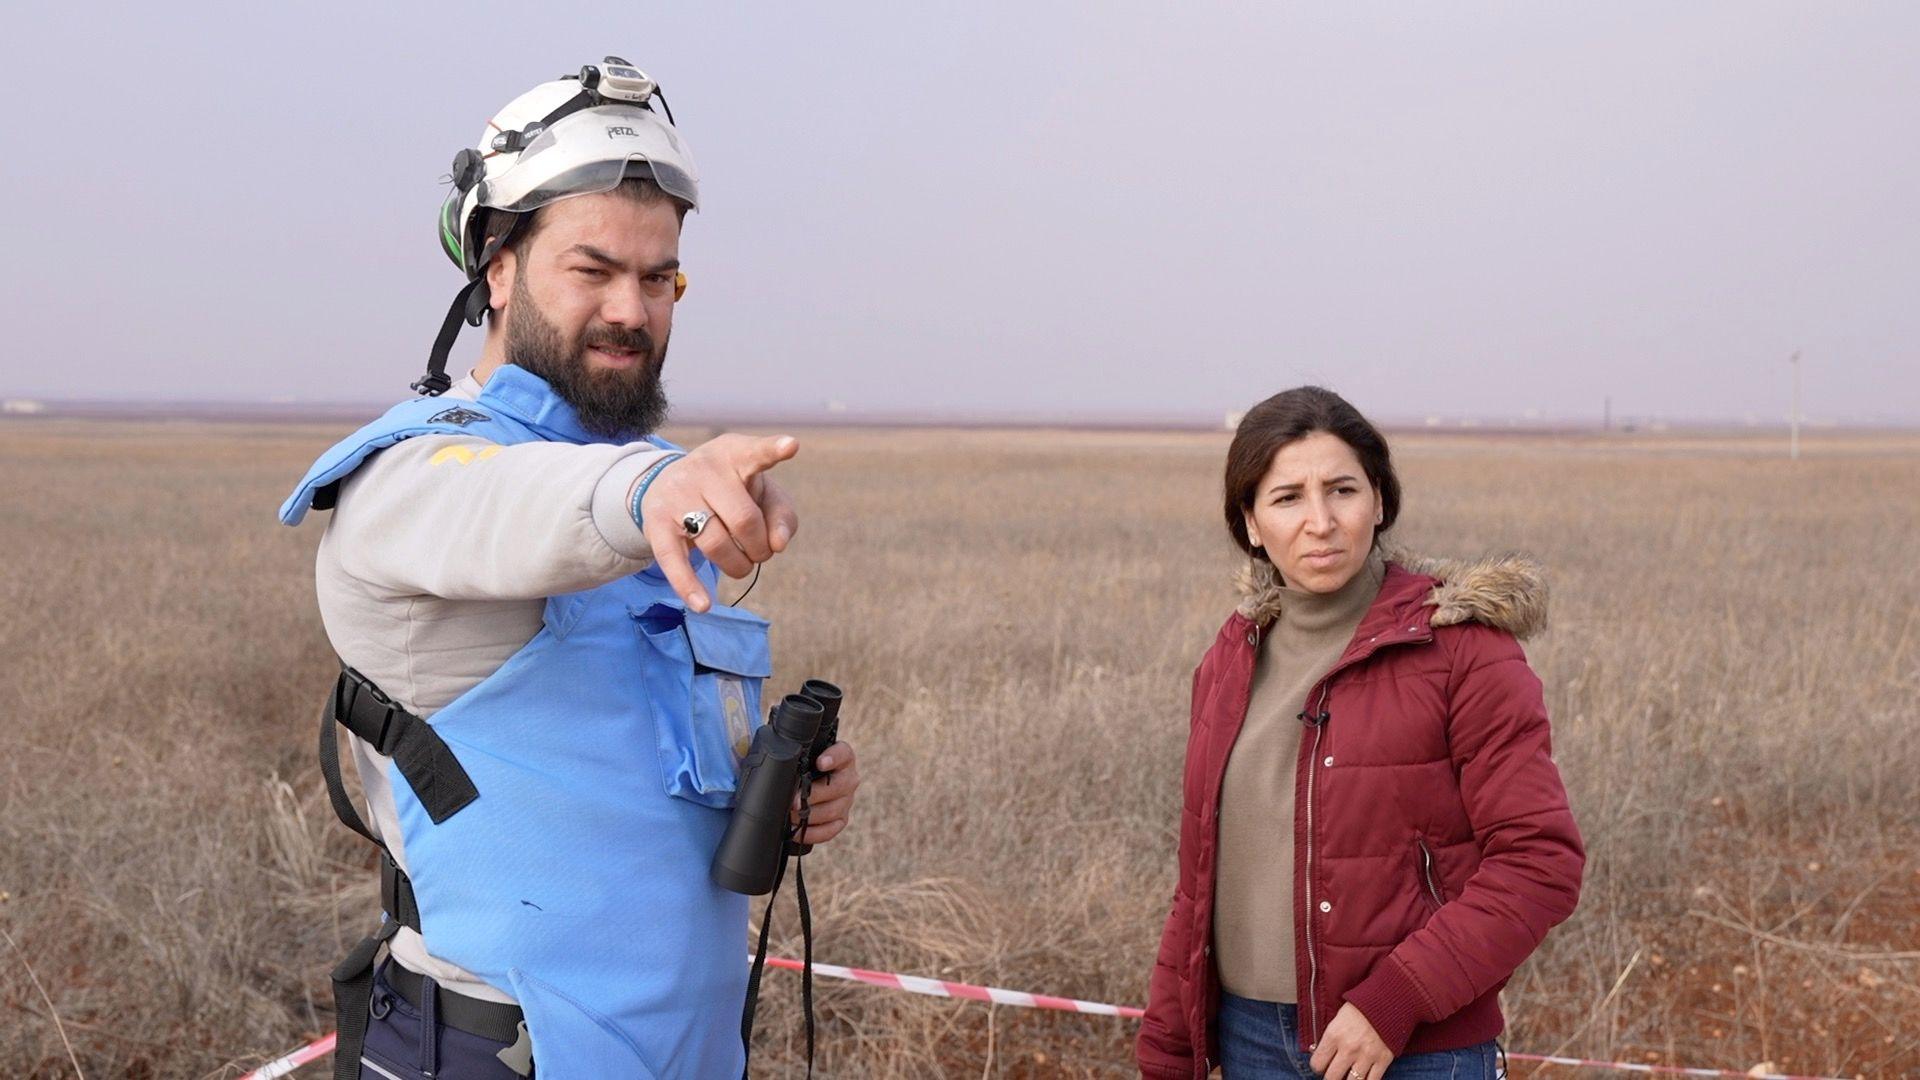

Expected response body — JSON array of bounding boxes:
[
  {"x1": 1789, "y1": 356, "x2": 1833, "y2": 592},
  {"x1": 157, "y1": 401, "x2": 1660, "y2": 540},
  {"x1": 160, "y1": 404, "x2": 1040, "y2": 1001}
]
[
  {"x1": 632, "y1": 601, "x2": 773, "y2": 809},
  {"x1": 1414, "y1": 836, "x2": 1447, "y2": 911}
]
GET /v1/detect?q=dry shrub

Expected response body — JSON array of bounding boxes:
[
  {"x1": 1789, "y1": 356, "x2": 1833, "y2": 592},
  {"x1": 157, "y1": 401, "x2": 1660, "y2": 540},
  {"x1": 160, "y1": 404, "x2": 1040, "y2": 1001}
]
[{"x1": 0, "y1": 421, "x2": 1914, "y2": 1078}]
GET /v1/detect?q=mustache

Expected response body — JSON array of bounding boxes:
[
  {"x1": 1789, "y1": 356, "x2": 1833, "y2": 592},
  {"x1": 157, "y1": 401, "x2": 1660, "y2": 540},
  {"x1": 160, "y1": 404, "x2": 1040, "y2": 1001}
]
[{"x1": 580, "y1": 326, "x2": 656, "y2": 357}]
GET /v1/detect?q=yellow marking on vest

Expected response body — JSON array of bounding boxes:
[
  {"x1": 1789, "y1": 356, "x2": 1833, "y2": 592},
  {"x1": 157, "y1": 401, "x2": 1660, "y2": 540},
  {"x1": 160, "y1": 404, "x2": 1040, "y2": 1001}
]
[{"x1": 429, "y1": 444, "x2": 504, "y2": 467}]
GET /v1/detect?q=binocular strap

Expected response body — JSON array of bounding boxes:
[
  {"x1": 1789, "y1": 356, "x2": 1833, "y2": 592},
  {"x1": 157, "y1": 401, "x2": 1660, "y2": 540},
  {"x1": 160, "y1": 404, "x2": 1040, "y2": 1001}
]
[{"x1": 739, "y1": 780, "x2": 817, "y2": 1079}]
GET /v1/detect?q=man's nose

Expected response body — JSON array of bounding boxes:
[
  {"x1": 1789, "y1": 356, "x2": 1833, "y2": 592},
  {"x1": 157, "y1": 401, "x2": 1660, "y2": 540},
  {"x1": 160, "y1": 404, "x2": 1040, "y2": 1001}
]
[{"x1": 600, "y1": 277, "x2": 650, "y2": 328}]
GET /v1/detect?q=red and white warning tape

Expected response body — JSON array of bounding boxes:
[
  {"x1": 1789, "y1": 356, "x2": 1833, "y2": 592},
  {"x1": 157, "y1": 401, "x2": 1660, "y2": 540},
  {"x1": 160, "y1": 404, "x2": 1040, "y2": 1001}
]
[
  {"x1": 242, "y1": 1031, "x2": 334, "y2": 1079},
  {"x1": 240, "y1": 959, "x2": 1851, "y2": 1080},
  {"x1": 1504, "y1": 1052, "x2": 1844, "y2": 1079},
  {"x1": 760, "y1": 954, "x2": 1145, "y2": 1018}
]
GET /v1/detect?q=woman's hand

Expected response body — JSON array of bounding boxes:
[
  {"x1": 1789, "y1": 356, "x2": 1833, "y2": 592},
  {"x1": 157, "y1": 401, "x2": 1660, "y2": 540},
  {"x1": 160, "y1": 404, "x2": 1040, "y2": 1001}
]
[
  {"x1": 790, "y1": 742, "x2": 860, "y2": 845},
  {"x1": 1309, "y1": 1002, "x2": 1393, "y2": 1080}
]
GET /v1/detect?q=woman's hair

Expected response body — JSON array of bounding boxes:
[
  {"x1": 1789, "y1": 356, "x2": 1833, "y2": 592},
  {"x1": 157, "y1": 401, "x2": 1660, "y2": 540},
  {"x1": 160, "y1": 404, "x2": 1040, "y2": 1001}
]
[{"x1": 1223, "y1": 386, "x2": 1401, "y2": 560}]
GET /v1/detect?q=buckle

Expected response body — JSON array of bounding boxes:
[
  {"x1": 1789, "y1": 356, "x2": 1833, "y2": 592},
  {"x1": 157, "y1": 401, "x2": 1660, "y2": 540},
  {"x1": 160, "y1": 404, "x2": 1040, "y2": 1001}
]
[
  {"x1": 380, "y1": 851, "x2": 420, "y2": 932},
  {"x1": 379, "y1": 852, "x2": 401, "y2": 920},
  {"x1": 333, "y1": 666, "x2": 479, "y2": 826},
  {"x1": 411, "y1": 371, "x2": 453, "y2": 396},
  {"x1": 337, "y1": 668, "x2": 403, "y2": 754}
]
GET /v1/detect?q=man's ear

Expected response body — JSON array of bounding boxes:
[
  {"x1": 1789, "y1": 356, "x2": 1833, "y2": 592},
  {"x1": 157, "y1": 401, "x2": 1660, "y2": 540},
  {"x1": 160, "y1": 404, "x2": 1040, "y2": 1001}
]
[{"x1": 485, "y1": 246, "x2": 517, "y2": 318}]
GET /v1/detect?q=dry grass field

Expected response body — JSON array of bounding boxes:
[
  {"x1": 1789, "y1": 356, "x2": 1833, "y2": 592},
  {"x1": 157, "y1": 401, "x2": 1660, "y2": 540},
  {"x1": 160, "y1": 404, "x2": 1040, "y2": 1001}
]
[{"x1": 1, "y1": 419, "x2": 1916, "y2": 1078}]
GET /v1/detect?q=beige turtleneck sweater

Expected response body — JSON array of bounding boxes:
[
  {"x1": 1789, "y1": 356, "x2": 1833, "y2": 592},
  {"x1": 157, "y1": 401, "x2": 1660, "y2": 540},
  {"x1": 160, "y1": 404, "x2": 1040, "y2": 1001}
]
[{"x1": 1213, "y1": 551, "x2": 1385, "y2": 1001}]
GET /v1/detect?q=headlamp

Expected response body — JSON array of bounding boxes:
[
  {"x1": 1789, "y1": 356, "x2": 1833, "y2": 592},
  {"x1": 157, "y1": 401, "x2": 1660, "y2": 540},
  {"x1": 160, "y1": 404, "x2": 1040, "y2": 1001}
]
[{"x1": 581, "y1": 56, "x2": 657, "y2": 105}]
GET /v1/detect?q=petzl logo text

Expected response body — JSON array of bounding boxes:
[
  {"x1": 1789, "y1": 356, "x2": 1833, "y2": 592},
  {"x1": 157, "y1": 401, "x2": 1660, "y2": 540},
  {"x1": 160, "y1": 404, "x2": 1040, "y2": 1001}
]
[{"x1": 607, "y1": 125, "x2": 639, "y2": 138}]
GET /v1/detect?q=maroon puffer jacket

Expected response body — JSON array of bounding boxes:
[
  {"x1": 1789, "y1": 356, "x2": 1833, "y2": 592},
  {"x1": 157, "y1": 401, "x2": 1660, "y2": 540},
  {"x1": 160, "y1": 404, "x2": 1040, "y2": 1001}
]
[{"x1": 1138, "y1": 555, "x2": 1583, "y2": 1079}]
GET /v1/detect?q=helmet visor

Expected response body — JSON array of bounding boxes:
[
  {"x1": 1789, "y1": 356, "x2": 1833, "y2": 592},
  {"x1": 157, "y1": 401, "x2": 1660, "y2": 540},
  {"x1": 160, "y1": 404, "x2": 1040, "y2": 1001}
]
[{"x1": 482, "y1": 105, "x2": 699, "y2": 213}]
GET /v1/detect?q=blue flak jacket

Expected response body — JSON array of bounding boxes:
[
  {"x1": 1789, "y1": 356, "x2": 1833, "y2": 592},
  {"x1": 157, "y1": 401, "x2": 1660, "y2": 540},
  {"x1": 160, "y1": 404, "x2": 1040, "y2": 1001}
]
[{"x1": 283, "y1": 365, "x2": 766, "y2": 1078}]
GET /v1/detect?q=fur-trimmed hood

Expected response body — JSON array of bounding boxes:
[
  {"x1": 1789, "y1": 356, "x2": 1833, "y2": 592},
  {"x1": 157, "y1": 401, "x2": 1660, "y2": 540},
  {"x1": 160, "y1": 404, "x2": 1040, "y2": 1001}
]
[{"x1": 1234, "y1": 549, "x2": 1549, "y2": 640}]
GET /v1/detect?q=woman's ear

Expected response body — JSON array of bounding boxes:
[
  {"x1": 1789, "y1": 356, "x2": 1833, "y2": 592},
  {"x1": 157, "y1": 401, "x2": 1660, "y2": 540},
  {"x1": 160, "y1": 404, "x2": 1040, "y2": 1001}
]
[{"x1": 1243, "y1": 509, "x2": 1261, "y2": 551}]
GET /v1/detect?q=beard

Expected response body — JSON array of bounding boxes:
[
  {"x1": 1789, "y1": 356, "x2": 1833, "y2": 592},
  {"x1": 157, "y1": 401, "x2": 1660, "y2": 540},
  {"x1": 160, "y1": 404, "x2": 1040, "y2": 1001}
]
[{"x1": 503, "y1": 271, "x2": 670, "y2": 439}]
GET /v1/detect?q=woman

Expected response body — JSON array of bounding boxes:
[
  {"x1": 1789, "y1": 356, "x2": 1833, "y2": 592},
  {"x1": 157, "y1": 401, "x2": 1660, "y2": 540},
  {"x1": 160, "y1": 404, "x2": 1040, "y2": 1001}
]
[{"x1": 1137, "y1": 387, "x2": 1583, "y2": 1080}]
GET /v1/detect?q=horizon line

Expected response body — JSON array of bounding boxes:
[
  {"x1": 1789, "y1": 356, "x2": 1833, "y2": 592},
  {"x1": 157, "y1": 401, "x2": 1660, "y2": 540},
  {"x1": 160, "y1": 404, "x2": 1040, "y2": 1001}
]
[{"x1": 2, "y1": 397, "x2": 1916, "y2": 434}]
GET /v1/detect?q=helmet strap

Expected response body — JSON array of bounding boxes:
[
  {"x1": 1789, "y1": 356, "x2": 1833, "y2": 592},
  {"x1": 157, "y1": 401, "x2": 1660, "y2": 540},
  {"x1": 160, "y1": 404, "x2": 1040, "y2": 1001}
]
[
  {"x1": 415, "y1": 278, "x2": 486, "y2": 397},
  {"x1": 417, "y1": 218, "x2": 522, "y2": 396}
]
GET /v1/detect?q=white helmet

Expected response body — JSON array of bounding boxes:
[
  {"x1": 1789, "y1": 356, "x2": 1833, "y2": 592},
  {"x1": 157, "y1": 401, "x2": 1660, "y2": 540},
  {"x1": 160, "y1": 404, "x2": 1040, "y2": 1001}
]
[{"x1": 417, "y1": 56, "x2": 699, "y2": 395}]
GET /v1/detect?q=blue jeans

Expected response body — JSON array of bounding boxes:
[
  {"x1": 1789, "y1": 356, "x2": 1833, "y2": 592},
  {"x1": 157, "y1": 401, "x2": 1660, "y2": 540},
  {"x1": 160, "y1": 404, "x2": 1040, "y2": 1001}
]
[{"x1": 1217, "y1": 993, "x2": 1497, "y2": 1079}]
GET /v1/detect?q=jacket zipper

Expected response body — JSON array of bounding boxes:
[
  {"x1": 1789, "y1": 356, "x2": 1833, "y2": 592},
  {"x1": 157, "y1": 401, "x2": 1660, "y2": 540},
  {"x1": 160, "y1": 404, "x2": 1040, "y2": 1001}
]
[
  {"x1": 1416, "y1": 836, "x2": 1445, "y2": 908},
  {"x1": 1302, "y1": 711, "x2": 1327, "y2": 1047},
  {"x1": 1297, "y1": 628, "x2": 1431, "y2": 1050}
]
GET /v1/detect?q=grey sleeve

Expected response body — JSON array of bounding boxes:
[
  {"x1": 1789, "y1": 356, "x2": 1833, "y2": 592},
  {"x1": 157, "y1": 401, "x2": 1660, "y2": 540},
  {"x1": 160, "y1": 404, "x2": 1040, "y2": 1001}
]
[{"x1": 328, "y1": 434, "x2": 678, "y2": 600}]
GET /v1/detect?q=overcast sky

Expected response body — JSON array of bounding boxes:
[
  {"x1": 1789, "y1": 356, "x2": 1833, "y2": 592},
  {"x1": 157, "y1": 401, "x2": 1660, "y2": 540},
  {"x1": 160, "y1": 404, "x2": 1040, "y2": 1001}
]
[{"x1": 4, "y1": 2, "x2": 1915, "y2": 424}]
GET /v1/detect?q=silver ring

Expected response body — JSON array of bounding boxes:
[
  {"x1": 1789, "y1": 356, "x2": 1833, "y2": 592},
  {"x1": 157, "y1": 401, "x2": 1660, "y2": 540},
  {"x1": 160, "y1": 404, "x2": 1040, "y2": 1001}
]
[{"x1": 679, "y1": 509, "x2": 712, "y2": 538}]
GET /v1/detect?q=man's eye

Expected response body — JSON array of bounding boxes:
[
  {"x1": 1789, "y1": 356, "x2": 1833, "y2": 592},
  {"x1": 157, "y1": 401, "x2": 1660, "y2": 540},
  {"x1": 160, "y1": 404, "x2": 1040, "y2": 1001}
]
[
  {"x1": 644, "y1": 274, "x2": 671, "y2": 285},
  {"x1": 574, "y1": 267, "x2": 608, "y2": 279}
]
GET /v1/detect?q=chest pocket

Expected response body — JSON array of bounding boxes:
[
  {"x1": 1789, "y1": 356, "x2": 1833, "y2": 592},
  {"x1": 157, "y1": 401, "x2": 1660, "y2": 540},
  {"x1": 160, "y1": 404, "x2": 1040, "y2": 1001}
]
[{"x1": 632, "y1": 601, "x2": 773, "y2": 809}]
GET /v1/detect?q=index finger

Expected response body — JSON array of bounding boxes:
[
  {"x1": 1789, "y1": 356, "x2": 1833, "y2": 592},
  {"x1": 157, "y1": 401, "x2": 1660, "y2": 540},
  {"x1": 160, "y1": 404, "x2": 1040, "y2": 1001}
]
[
  {"x1": 731, "y1": 434, "x2": 799, "y2": 481},
  {"x1": 644, "y1": 519, "x2": 710, "y2": 613},
  {"x1": 758, "y1": 478, "x2": 799, "y2": 553}
]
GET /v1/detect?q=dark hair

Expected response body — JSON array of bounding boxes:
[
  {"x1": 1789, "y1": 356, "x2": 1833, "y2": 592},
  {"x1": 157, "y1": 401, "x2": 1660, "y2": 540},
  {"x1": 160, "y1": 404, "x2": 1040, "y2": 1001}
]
[
  {"x1": 484, "y1": 176, "x2": 690, "y2": 325},
  {"x1": 1222, "y1": 386, "x2": 1401, "y2": 560}
]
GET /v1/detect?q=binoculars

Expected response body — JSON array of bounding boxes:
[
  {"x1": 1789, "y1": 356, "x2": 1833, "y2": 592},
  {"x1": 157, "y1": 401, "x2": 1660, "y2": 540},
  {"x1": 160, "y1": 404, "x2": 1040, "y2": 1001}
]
[{"x1": 711, "y1": 678, "x2": 842, "y2": 895}]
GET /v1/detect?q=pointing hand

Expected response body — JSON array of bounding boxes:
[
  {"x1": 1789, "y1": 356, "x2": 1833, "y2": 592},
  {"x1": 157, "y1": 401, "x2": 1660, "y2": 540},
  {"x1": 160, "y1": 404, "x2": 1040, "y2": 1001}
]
[{"x1": 639, "y1": 433, "x2": 800, "y2": 612}]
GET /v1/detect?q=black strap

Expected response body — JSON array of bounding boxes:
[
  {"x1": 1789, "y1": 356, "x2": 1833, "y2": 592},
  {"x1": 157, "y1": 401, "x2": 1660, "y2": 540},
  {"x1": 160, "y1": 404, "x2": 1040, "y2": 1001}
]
[
  {"x1": 379, "y1": 850, "x2": 421, "y2": 933},
  {"x1": 334, "y1": 667, "x2": 479, "y2": 824},
  {"x1": 319, "y1": 679, "x2": 378, "y2": 845},
  {"x1": 740, "y1": 851, "x2": 784, "y2": 1077},
  {"x1": 738, "y1": 782, "x2": 817, "y2": 1079},
  {"x1": 795, "y1": 776, "x2": 816, "y2": 1075},
  {"x1": 528, "y1": 87, "x2": 600, "y2": 136},
  {"x1": 382, "y1": 960, "x2": 528, "y2": 1045},
  {"x1": 795, "y1": 848, "x2": 815, "y2": 1074},
  {"x1": 319, "y1": 681, "x2": 423, "y2": 931},
  {"x1": 415, "y1": 278, "x2": 487, "y2": 397},
  {"x1": 331, "y1": 920, "x2": 399, "y2": 1080},
  {"x1": 319, "y1": 666, "x2": 462, "y2": 1078}
]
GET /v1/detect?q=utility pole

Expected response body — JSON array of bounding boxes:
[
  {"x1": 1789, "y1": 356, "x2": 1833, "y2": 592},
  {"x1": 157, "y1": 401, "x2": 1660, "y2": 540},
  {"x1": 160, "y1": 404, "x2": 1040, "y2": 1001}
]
[{"x1": 1789, "y1": 349, "x2": 1802, "y2": 461}]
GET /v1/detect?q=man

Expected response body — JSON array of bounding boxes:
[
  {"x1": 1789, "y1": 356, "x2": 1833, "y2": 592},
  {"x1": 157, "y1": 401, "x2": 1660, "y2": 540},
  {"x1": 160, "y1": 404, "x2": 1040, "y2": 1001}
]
[{"x1": 279, "y1": 58, "x2": 860, "y2": 1079}]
